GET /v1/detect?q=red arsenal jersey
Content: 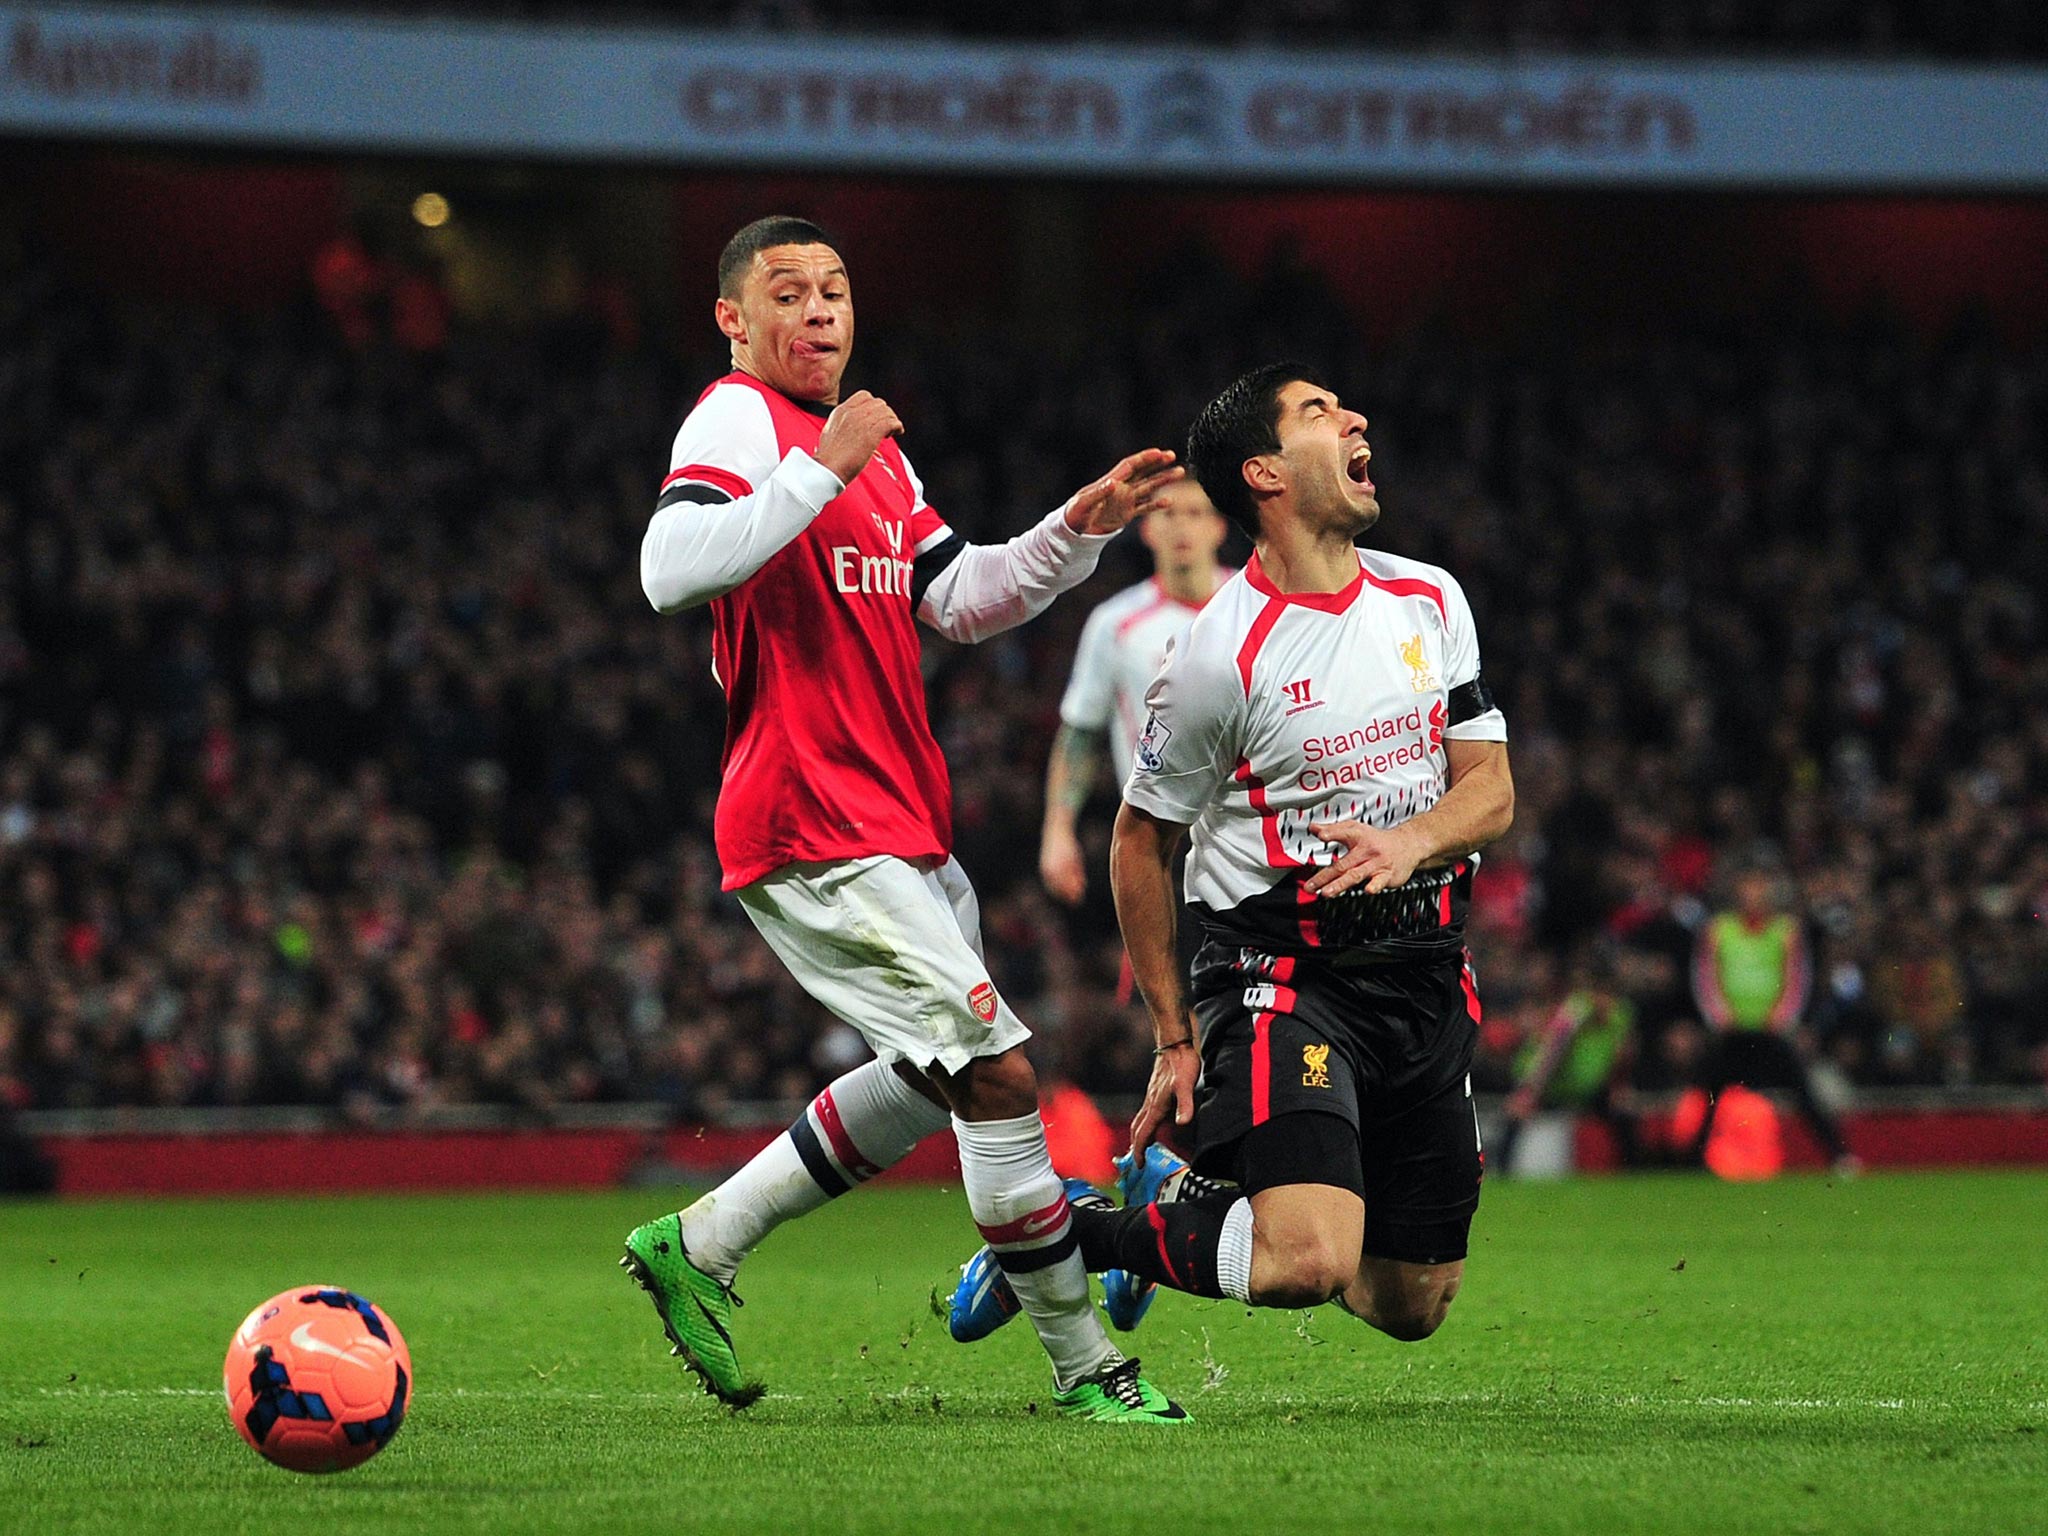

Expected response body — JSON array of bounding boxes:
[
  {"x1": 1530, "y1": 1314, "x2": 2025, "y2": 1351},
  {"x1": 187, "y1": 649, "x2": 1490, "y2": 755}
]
[{"x1": 659, "y1": 372, "x2": 958, "y2": 889}]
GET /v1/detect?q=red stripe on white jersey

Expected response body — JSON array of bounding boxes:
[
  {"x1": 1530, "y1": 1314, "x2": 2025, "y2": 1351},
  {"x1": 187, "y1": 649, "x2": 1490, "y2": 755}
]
[
  {"x1": 1359, "y1": 567, "x2": 1447, "y2": 623},
  {"x1": 1235, "y1": 757, "x2": 1300, "y2": 870},
  {"x1": 1235, "y1": 595, "x2": 1287, "y2": 695},
  {"x1": 662, "y1": 463, "x2": 754, "y2": 500},
  {"x1": 1115, "y1": 597, "x2": 1173, "y2": 642}
]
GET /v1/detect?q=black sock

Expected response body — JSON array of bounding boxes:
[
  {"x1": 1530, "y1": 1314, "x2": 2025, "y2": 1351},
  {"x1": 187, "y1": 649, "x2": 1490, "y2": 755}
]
[{"x1": 1071, "y1": 1191, "x2": 1241, "y2": 1299}]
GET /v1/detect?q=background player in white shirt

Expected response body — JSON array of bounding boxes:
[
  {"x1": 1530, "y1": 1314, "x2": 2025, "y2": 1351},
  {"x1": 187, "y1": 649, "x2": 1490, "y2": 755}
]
[
  {"x1": 1040, "y1": 481, "x2": 1230, "y2": 906},
  {"x1": 955, "y1": 362, "x2": 1515, "y2": 1353},
  {"x1": 621, "y1": 217, "x2": 1185, "y2": 1422}
]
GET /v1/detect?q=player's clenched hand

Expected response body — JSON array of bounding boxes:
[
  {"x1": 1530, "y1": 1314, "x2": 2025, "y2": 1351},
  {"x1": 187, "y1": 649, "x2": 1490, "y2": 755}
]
[
  {"x1": 1303, "y1": 820, "x2": 1424, "y2": 899},
  {"x1": 1040, "y1": 827, "x2": 1087, "y2": 905},
  {"x1": 1129, "y1": 1028, "x2": 1199, "y2": 1156},
  {"x1": 1063, "y1": 449, "x2": 1183, "y2": 536},
  {"x1": 814, "y1": 390, "x2": 904, "y2": 484}
]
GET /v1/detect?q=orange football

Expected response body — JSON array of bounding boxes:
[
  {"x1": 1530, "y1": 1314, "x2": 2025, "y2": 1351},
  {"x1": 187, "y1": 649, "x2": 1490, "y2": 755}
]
[{"x1": 222, "y1": 1287, "x2": 411, "y2": 1474}]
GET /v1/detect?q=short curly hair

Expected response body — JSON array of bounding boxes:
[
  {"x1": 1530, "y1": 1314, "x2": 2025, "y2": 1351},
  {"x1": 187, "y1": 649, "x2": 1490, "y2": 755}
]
[{"x1": 1184, "y1": 361, "x2": 1329, "y2": 539}]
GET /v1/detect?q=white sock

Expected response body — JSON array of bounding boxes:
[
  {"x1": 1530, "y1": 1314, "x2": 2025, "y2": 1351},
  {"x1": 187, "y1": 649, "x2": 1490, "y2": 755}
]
[
  {"x1": 1216, "y1": 1197, "x2": 1255, "y2": 1303},
  {"x1": 954, "y1": 1111, "x2": 1120, "y2": 1392},
  {"x1": 678, "y1": 1059, "x2": 948, "y2": 1284}
]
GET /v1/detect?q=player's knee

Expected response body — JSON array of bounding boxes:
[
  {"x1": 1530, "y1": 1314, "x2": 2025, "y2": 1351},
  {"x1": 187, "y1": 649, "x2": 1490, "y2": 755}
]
[
  {"x1": 1373, "y1": 1296, "x2": 1449, "y2": 1342},
  {"x1": 1342, "y1": 1262, "x2": 1460, "y2": 1341},
  {"x1": 1250, "y1": 1239, "x2": 1353, "y2": 1309},
  {"x1": 943, "y1": 1048, "x2": 1038, "y2": 1121},
  {"x1": 1374, "y1": 1280, "x2": 1457, "y2": 1342}
]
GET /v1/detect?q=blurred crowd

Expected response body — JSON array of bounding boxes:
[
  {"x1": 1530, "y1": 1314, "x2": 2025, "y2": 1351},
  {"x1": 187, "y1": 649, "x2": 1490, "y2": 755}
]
[
  {"x1": 169, "y1": 0, "x2": 2048, "y2": 59},
  {"x1": 1, "y1": 228, "x2": 2044, "y2": 1125}
]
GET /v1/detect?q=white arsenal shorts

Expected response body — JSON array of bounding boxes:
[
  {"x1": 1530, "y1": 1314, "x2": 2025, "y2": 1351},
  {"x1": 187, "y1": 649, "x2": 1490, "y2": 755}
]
[{"x1": 735, "y1": 854, "x2": 1031, "y2": 1075}]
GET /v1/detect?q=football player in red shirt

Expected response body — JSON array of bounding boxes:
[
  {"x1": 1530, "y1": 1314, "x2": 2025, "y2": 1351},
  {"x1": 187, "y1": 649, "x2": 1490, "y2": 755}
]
[{"x1": 620, "y1": 217, "x2": 1185, "y2": 1423}]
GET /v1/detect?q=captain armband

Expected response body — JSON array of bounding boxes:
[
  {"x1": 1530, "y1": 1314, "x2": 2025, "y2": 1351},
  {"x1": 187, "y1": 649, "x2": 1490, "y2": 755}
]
[
  {"x1": 655, "y1": 481, "x2": 736, "y2": 511},
  {"x1": 909, "y1": 532, "x2": 966, "y2": 606},
  {"x1": 1446, "y1": 674, "x2": 1496, "y2": 727}
]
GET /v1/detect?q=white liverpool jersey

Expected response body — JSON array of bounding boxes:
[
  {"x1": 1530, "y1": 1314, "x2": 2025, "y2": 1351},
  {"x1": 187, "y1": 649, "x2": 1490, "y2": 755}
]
[
  {"x1": 1124, "y1": 547, "x2": 1507, "y2": 959},
  {"x1": 1060, "y1": 575, "x2": 1229, "y2": 786}
]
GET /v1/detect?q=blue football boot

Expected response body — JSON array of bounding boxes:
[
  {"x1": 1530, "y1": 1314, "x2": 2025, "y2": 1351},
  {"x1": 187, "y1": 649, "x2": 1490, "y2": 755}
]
[
  {"x1": 1115, "y1": 1143, "x2": 1189, "y2": 1209},
  {"x1": 947, "y1": 1177, "x2": 1108, "y2": 1343}
]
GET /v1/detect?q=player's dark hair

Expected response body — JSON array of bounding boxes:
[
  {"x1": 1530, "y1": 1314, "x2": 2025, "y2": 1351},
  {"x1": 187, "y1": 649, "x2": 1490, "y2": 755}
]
[
  {"x1": 1184, "y1": 361, "x2": 1330, "y2": 540},
  {"x1": 717, "y1": 216, "x2": 837, "y2": 299}
]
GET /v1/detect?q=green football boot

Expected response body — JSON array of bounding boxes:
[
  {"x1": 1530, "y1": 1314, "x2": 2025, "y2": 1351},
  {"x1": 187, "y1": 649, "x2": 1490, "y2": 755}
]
[
  {"x1": 1052, "y1": 1357, "x2": 1187, "y2": 1424},
  {"x1": 620, "y1": 1214, "x2": 762, "y2": 1407}
]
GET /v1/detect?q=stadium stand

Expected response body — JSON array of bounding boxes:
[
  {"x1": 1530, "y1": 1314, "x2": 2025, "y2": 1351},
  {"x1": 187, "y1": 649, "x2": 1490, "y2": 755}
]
[{"x1": 2, "y1": 204, "x2": 2043, "y2": 1128}]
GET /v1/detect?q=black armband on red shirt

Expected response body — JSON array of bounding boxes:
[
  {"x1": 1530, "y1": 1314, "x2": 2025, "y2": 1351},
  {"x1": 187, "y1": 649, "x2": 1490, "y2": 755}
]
[{"x1": 908, "y1": 532, "x2": 966, "y2": 606}]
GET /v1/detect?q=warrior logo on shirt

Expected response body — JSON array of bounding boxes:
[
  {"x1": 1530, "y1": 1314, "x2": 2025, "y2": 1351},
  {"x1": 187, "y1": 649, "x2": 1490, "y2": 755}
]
[
  {"x1": 1134, "y1": 712, "x2": 1173, "y2": 773},
  {"x1": 1400, "y1": 634, "x2": 1438, "y2": 693},
  {"x1": 1302, "y1": 1043, "x2": 1332, "y2": 1088}
]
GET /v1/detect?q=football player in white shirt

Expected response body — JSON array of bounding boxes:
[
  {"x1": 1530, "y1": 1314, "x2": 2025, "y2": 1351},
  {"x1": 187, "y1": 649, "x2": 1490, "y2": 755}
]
[
  {"x1": 1112, "y1": 360, "x2": 1514, "y2": 1339},
  {"x1": 944, "y1": 363, "x2": 1514, "y2": 1351},
  {"x1": 1040, "y1": 480, "x2": 1231, "y2": 906}
]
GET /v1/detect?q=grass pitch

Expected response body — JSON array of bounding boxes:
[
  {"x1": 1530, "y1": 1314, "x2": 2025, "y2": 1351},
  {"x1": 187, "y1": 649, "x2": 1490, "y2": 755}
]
[{"x1": 4, "y1": 1171, "x2": 2044, "y2": 1535}]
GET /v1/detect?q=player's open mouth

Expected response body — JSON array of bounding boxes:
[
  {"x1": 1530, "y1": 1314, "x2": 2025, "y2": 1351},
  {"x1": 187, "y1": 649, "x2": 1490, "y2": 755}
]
[
  {"x1": 793, "y1": 340, "x2": 838, "y2": 358},
  {"x1": 1346, "y1": 445, "x2": 1373, "y2": 489}
]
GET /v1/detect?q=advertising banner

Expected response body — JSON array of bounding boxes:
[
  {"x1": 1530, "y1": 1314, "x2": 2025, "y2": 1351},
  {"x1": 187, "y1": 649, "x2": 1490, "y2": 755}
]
[{"x1": 4, "y1": 5, "x2": 2046, "y2": 188}]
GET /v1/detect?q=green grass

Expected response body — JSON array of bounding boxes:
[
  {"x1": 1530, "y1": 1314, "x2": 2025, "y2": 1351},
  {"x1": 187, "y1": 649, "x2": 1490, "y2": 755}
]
[{"x1": 3, "y1": 1172, "x2": 2044, "y2": 1534}]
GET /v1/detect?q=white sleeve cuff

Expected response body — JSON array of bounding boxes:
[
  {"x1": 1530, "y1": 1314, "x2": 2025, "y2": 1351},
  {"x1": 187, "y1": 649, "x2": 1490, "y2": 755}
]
[
  {"x1": 1444, "y1": 709, "x2": 1509, "y2": 742},
  {"x1": 1121, "y1": 778, "x2": 1204, "y2": 827},
  {"x1": 1043, "y1": 500, "x2": 1121, "y2": 559}
]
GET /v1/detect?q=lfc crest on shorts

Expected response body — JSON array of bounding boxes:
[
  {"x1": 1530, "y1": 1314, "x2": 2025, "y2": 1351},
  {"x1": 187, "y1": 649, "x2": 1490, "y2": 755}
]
[
  {"x1": 968, "y1": 982, "x2": 998, "y2": 1024},
  {"x1": 1399, "y1": 634, "x2": 1437, "y2": 693},
  {"x1": 1302, "y1": 1043, "x2": 1332, "y2": 1088}
]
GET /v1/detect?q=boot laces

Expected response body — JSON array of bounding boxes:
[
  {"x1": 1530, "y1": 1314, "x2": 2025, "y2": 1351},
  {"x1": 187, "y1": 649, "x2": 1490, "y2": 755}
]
[{"x1": 1098, "y1": 1357, "x2": 1147, "y2": 1408}]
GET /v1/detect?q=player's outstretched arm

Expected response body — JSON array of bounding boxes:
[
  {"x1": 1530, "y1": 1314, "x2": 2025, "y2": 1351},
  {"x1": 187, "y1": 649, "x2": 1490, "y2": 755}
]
[
  {"x1": 915, "y1": 450, "x2": 1182, "y2": 644},
  {"x1": 1111, "y1": 801, "x2": 1200, "y2": 1155},
  {"x1": 1304, "y1": 739, "x2": 1514, "y2": 900}
]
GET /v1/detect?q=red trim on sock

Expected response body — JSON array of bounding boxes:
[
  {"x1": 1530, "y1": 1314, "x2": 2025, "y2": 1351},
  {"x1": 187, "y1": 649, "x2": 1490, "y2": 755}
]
[
  {"x1": 976, "y1": 1194, "x2": 1072, "y2": 1248},
  {"x1": 811, "y1": 1090, "x2": 882, "y2": 1181},
  {"x1": 1146, "y1": 1202, "x2": 1180, "y2": 1286}
]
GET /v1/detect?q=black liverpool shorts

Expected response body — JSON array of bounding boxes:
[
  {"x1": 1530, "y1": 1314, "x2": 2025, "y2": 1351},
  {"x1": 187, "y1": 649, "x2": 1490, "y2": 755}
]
[{"x1": 1188, "y1": 941, "x2": 1484, "y2": 1266}]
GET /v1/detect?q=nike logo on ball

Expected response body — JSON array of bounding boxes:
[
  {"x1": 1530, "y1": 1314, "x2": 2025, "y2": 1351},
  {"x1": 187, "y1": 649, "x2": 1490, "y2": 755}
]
[{"x1": 290, "y1": 1321, "x2": 354, "y2": 1360}]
